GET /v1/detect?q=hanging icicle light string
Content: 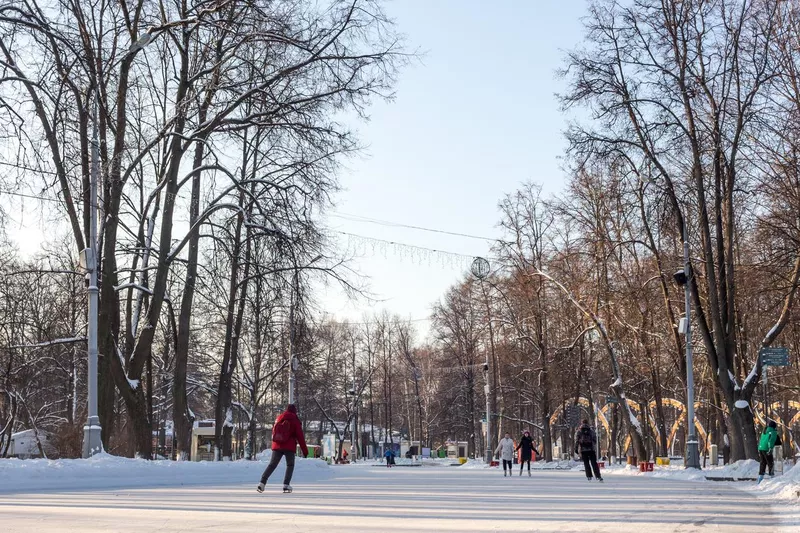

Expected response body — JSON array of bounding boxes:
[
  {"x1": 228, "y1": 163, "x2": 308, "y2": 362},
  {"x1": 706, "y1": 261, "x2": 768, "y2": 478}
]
[{"x1": 334, "y1": 231, "x2": 483, "y2": 271}]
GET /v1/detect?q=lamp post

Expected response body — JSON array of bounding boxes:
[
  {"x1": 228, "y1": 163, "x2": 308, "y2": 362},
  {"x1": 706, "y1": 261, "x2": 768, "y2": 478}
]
[
  {"x1": 674, "y1": 223, "x2": 701, "y2": 470},
  {"x1": 81, "y1": 32, "x2": 153, "y2": 459},
  {"x1": 471, "y1": 256, "x2": 491, "y2": 463},
  {"x1": 348, "y1": 383, "x2": 358, "y2": 461},
  {"x1": 80, "y1": 88, "x2": 102, "y2": 458}
]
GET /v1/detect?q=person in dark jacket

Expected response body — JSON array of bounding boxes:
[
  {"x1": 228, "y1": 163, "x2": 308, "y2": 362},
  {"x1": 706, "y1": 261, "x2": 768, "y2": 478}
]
[
  {"x1": 574, "y1": 419, "x2": 603, "y2": 482},
  {"x1": 516, "y1": 430, "x2": 538, "y2": 476},
  {"x1": 757, "y1": 420, "x2": 779, "y2": 483},
  {"x1": 258, "y1": 404, "x2": 308, "y2": 493}
]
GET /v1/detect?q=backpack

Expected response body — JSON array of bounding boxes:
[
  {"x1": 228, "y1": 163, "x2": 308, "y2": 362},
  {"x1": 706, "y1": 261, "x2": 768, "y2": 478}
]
[
  {"x1": 272, "y1": 416, "x2": 293, "y2": 444},
  {"x1": 578, "y1": 427, "x2": 594, "y2": 449}
]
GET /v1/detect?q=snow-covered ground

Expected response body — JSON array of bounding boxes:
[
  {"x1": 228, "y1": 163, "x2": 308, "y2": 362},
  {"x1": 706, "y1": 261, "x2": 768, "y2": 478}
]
[
  {"x1": 758, "y1": 461, "x2": 800, "y2": 504},
  {"x1": 0, "y1": 451, "x2": 333, "y2": 493},
  {"x1": 602, "y1": 458, "x2": 800, "y2": 506},
  {"x1": 1, "y1": 455, "x2": 798, "y2": 532}
]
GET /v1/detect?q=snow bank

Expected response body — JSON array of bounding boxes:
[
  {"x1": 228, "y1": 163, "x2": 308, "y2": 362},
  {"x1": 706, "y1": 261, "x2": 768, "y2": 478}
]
[
  {"x1": 604, "y1": 458, "x2": 800, "y2": 508},
  {"x1": 604, "y1": 459, "x2": 763, "y2": 481},
  {"x1": 713, "y1": 459, "x2": 761, "y2": 479},
  {"x1": 753, "y1": 463, "x2": 800, "y2": 504},
  {"x1": 0, "y1": 452, "x2": 332, "y2": 494},
  {"x1": 459, "y1": 459, "x2": 580, "y2": 470},
  {"x1": 534, "y1": 459, "x2": 580, "y2": 470},
  {"x1": 459, "y1": 459, "x2": 489, "y2": 469}
]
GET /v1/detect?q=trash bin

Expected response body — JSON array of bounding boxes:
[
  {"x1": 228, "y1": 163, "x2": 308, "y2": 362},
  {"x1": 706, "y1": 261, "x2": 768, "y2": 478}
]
[{"x1": 597, "y1": 461, "x2": 605, "y2": 469}]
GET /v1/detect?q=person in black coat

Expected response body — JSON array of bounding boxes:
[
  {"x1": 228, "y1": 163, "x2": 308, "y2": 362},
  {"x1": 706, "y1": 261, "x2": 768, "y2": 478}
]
[
  {"x1": 574, "y1": 419, "x2": 603, "y2": 482},
  {"x1": 516, "y1": 430, "x2": 538, "y2": 476}
]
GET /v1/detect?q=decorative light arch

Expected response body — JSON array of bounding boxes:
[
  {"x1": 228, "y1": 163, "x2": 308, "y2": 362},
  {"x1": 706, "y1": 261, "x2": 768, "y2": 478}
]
[
  {"x1": 547, "y1": 397, "x2": 799, "y2": 455},
  {"x1": 549, "y1": 398, "x2": 610, "y2": 434}
]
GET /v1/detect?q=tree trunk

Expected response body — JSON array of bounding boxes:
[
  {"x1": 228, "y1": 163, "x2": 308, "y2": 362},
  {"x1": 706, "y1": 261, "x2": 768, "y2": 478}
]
[
  {"x1": 541, "y1": 381, "x2": 553, "y2": 462},
  {"x1": 173, "y1": 141, "x2": 207, "y2": 461},
  {"x1": 214, "y1": 189, "x2": 252, "y2": 460}
]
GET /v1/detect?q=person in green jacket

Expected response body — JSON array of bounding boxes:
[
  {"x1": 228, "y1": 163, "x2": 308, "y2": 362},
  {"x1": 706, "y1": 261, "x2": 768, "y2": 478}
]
[{"x1": 757, "y1": 420, "x2": 779, "y2": 483}]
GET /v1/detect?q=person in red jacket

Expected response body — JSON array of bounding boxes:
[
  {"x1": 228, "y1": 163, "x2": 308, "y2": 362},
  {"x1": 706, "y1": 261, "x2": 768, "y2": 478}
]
[{"x1": 257, "y1": 404, "x2": 308, "y2": 493}]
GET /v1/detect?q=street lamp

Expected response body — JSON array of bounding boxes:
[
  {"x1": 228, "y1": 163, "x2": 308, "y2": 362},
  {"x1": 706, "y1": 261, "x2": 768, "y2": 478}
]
[
  {"x1": 673, "y1": 222, "x2": 701, "y2": 470},
  {"x1": 471, "y1": 256, "x2": 492, "y2": 463},
  {"x1": 81, "y1": 31, "x2": 154, "y2": 459},
  {"x1": 348, "y1": 383, "x2": 359, "y2": 461}
]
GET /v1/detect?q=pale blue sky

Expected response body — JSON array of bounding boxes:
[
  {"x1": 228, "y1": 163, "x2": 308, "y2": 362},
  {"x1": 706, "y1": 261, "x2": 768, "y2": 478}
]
[
  {"x1": 7, "y1": 1, "x2": 589, "y2": 334},
  {"x1": 321, "y1": 0, "x2": 588, "y2": 329}
]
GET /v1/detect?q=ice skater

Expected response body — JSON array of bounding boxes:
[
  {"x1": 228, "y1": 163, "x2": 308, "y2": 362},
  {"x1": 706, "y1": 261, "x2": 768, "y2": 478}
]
[
  {"x1": 258, "y1": 404, "x2": 308, "y2": 493},
  {"x1": 757, "y1": 420, "x2": 780, "y2": 483},
  {"x1": 495, "y1": 432, "x2": 515, "y2": 477},
  {"x1": 574, "y1": 419, "x2": 603, "y2": 482},
  {"x1": 384, "y1": 448, "x2": 396, "y2": 468},
  {"x1": 516, "y1": 430, "x2": 537, "y2": 476}
]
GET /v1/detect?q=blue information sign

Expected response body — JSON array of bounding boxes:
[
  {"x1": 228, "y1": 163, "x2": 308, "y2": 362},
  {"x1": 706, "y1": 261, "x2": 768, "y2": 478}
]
[{"x1": 759, "y1": 347, "x2": 789, "y2": 367}]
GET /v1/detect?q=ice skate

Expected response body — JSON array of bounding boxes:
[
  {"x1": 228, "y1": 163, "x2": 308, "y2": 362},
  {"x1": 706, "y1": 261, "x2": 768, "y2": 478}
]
[
  {"x1": 256, "y1": 482, "x2": 265, "y2": 493},
  {"x1": 283, "y1": 484, "x2": 293, "y2": 493}
]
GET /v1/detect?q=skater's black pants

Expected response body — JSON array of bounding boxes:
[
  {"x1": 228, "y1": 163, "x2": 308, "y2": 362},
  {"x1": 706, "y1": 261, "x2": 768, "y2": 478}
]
[
  {"x1": 581, "y1": 450, "x2": 602, "y2": 480},
  {"x1": 759, "y1": 450, "x2": 774, "y2": 476},
  {"x1": 519, "y1": 458, "x2": 531, "y2": 472},
  {"x1": 386, "y1": 457, "x2": 392, "y2": 467},
  {"x1": 502, "y1": 459, "x2": 513, "y2": 472},
  {"x1": 260, "y1": 450, "x2": 295, "y2": 486}
]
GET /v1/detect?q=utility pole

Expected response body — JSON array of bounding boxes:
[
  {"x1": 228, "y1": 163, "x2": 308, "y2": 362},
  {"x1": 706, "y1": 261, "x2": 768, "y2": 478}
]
[
  {"x1": 484, "y1": 366, "x2": 491, "y2": 462},
  {"x1": 80, "y1": 32, "x2": 154, "y2": 459},
  {"x1": 81, "y1": 90, "x2": 102, "y2": 458},
  {"x1": 349, "y1": 380, "x2": 358, "y2": 461},
  {"x1": 470, "y1": 257, "x2": 491, "y2": 463},
  {"x1": 675, "y1": 223, "x2": 700, "y2": 469},
  {"x1": 79, "y1": 34, "x2": 154, "y2": 459}
]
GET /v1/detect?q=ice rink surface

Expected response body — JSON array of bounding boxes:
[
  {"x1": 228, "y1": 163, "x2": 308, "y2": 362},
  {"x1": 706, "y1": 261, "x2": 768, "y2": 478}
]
[{"x1": 1, "y1": 465, "x2": 798, "y2": 532}]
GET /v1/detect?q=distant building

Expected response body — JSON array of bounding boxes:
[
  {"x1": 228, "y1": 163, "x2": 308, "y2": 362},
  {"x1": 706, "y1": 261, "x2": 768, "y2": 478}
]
[
  {"x1": 191, "y1": 420, "x2": 216, "y2": 461},
  {"x1": 8, "y1": 429, "x2": 55, "y2": 459}
]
